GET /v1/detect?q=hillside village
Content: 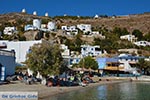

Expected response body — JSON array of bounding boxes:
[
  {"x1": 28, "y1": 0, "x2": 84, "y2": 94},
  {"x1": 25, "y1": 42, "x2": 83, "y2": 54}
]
[{"x1": 0, "y1": 9, "x2": 150, "y2": 82}]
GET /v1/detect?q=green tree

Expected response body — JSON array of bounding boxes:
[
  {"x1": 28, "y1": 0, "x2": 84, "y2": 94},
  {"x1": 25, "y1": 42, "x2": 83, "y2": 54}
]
[
  {"x1": 67, "y1": 34, "x2": 84, "y2": 52},
  {"x1": 138, "y1": 58, "x2": 150, "y2": 75},
  {"x1": 122, "y1": 28, "x2": 130, "y2": 35},
  {"x1": 132, "y1": 29, "x2": 143, "y2": 41},
  {"x1": 42, "y1": 19, "x2": 50, "y2": 24},
  {"x1": 79, "y1": 56, "x2": 98, "y2": 70},
  {"x1": 26, "y1": 41, "x2": 63, "y2": 76},
  {"x1": 112, "y1": 27, "x2": 129, "y2": 37},
  {"x1": 143, "y1": 32, "x2": 150, "y2": 41}
]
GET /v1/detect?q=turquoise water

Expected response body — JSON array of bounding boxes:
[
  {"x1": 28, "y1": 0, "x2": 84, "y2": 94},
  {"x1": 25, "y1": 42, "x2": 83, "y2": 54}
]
[{"x1": 49, "y1": 82, "x2": 150, "y2": 100}]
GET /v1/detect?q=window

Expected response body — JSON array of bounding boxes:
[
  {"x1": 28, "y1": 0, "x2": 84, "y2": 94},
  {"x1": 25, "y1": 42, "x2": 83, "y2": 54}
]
[{"x1": 83, "y1": 48, "x2": 86, "y2": 51}]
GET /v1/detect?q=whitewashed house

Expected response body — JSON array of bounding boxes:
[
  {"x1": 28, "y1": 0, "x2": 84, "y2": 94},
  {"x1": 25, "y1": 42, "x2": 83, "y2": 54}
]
[
  {"x1": 94, "y1": 14, "x2": 99, "y2": 19},
  {"x1": 117, "y1": 54, "x2": 143, "y2": 74},
  {"x1": 47, "y1": 21, "x2": 56, "y2": 31},
  {"x1": 77, "y1": 24, "x2": 91, "y2": 33},
  {"x1": 25, "y1": 19, "x2": 41, "y2": 31},
  {"x1": 81, "y1": 45, "x2": 102, "y2": 57},
  {"x1": 25, "y1": 19, "x2": 56, "y2": 32},
  {"x1": 0, "y1": 40, "x2": 42, "y2": 63},
  {"x1": 91, "y1": 31, "x2": 99, "y2": 35},
  {"x1": 3, "y1": 27, "x2": 17, "y2": 35},
  {"x1": 118, "y1": 54, "x2": 140, "y2": 64},
  {"x1": 120, "y1": 34, "x2": 137, "y2": 42},
  {"x1": 33, "y1": 19, "x2": 41, "y2": 29},
  {"x1": 61, "y1": 25, "x2": 78, "y2": 35},
  {"x1": 69, "y1": 55, "x2": 81, "y2": 66},
  {"x1": 134, "y1": 41, "x2": 150, "y2": 47},
  {"x1": 24, "y1": 25, "x2": 37, "y2": 31},
  {"x1": 60, "y1": 45, "x2": 82, "y2": 67},
  {"x1": 60, "y1": 44, "x2": 70, "y2": 57}
]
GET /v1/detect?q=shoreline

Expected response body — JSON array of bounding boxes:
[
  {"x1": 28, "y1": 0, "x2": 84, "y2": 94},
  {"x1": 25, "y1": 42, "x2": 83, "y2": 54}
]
[
  {"x1": 39, "y1": 80, "x2": 126, "y2": 99},
  {"x1": 0, "y1": 76, "x2": 150, "y2": 100},
  {"x1": 0, "y1": 80, "x2": 128, "y2": 100}
]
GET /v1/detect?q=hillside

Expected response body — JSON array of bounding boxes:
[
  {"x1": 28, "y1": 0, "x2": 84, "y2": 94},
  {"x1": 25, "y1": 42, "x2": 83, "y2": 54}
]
[
  {"x1": 0, "y1": 13, "x2": 50, "y2": 23},
  {"x1": 0, "y1": 12, "x2": 150, "y2": 34},
  {"x1": 57, "y1": 14, "x2": 150, "y2": 34},
  {"x1": 0, "y1": 12, "x2": 150, "y2": 56}
]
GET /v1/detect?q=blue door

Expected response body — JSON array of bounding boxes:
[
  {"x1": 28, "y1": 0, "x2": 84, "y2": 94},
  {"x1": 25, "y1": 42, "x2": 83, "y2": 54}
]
[{"x1": 0, "y1": 66, "x2": 5, "y2": 81}]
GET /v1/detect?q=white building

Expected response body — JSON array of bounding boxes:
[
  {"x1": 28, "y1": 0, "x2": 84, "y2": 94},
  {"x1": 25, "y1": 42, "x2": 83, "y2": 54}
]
[
  {"x1": 45, "y1": 12, "x2": 49, "y2": 17},
  {"x1": 33, "y1": 11, "x2": 37, "y2": 15},
  {"x1": 0, "y1": 40, "x2": 42, "y2": 63},
  {"x1": 117, "y1": 54, "x2": 143, "y2": 74},
  {"x1": 120, "y1": 34, "x2": 137, "y2": 42},
  {"x1": 77, "y1": 24, "x2": 91, "y2": 33},
  {"x1": 61, "y1": 26, "x2": 67, "y2": 30},
  {"x1": 3, "y1": 27, "x2": 17, "y2": 35},
  {"x1": 69, "y1": 55, "x2": 81, "y2": 66},
  {"x1": 33, "y1": 19, "x2": 41, "y2": 29},
  {"x1": 24, "y1": 19, "x2": 41, "y2": 31},
  {"x1": 81, "y1": 45, "x2": 102, "y2": 57},
  {"x1": 61, "y1": 25, "x2": 78, "y2": 35},
  {"x1": 47, "y1": 22, "x2": 56, "y2": 31},
  {"x1": 134, "y1": 41, "x2": 150, "y2": 47},
  {"x1": 118, "y1": 54, "x2": 140, "y2": 64},
  {"x1": 24, "y1": 25, "x2": 37, "y2": 31},
  {"x1": 91, "y1": 31, "x2": 99, "y2": 35},
  {"x1": 94, "y1": 14, "x2": 99, "y2": 19},
  {"x1": 61, "y1": 25, "x2": 76, "y2": 31},
  {"x1": 25, "y1": 19, "x2": 56, "y2": 32},
  {"x1": 21, "y1": 8, "x2": 26, "y2": 13},
  {"x1": 60, "y1": 44, "x2": 70, "y2": 57}
]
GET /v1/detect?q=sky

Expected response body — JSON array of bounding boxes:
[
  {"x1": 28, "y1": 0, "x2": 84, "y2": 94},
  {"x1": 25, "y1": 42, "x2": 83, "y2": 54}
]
[{"x1": 0, "y1": 0, "x2": 150, "y2": 17}]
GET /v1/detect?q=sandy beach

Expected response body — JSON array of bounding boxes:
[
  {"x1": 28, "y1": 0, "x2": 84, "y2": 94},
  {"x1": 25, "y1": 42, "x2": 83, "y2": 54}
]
[
  {"x1": 1, "y1": 76, "x2": 150, "y2": 100},
  {"x1": 0, "y1": 80, "x2": 126, "y2": 100}
]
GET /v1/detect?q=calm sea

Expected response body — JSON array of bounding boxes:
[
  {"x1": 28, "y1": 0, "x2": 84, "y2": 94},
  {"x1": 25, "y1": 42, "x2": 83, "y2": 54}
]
[{"x1": 48, "y1": 82, "x2": 150, "y2": 100}]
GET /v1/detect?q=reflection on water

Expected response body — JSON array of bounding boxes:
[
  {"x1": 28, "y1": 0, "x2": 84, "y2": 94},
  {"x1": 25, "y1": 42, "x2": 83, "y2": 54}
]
[{"x1": 49, "y1": 82, "x2": 150, "y2": 100}]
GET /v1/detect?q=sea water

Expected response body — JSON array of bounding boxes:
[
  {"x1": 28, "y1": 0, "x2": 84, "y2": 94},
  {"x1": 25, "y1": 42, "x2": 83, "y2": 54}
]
[{"x1": 48, "y1": 82, "x2": 150, "y2": 100}]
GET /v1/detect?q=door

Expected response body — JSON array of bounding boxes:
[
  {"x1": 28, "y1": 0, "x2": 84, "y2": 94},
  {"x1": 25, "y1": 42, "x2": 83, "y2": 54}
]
[{"x1": 0, "y1": 66, "x2": 5, "y2": 81}]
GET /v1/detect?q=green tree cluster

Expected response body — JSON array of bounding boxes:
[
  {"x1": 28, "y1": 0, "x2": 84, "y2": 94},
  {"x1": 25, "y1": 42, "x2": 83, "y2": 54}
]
[
  {"x1": 26, "y1": 41, "x2": 63, "y2": 76},
  {"x1": 138, "y1": 58, "x2": 150, "y2": 75},
  {"x1": 132, "y1": 29, "x2": 143, "y2": 41},
  {"x1": 112, "y1": 27, "x2": 129, "y2": 37},
  {"x1": 65, "y1": 34, "x2": 84, "y2": 52},
  {"x1": 143, "y1": 32, "x2": 150, "y2": 41},
  {"x1": 78, "y1": 56, "x2": 98, "y2": 70}
]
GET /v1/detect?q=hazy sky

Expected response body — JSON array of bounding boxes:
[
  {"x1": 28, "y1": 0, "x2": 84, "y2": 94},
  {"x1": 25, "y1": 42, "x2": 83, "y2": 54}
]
[{"x1": 0, "y1": 0, "x2": 150, "y2": 16}]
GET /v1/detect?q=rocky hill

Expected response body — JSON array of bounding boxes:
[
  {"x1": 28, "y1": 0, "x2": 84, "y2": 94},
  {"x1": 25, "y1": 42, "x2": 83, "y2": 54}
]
[{"x1": 0, "y1": 12, "x2": 150, "y2": 34}]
